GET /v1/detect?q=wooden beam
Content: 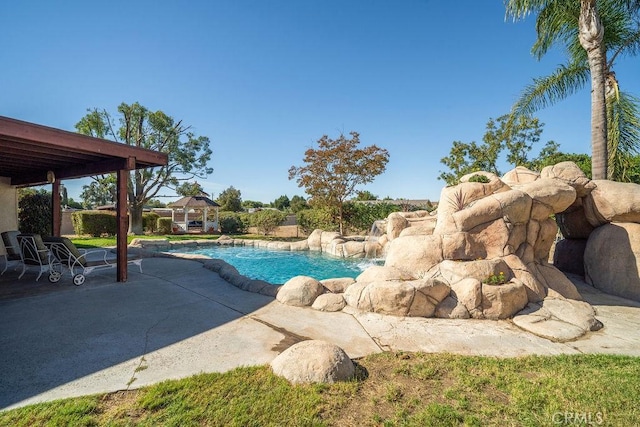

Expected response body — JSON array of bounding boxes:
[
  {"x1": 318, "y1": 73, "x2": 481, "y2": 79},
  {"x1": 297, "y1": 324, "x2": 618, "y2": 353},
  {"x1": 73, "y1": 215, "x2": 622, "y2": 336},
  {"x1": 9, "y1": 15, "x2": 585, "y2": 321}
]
[
  {"x1": 116, "y1": 169, "x2": 129, "y2": 282},
  {"x1": 0, "y1": 116, "x2": 168, "y2": 166},
  {"x1": 11, "y1": 158, "x2": 133, "y2": 186}
]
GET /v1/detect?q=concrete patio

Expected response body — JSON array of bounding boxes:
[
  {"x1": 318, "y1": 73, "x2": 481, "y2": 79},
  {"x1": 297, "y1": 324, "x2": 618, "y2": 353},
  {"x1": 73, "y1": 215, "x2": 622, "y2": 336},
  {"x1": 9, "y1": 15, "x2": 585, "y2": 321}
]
[{"x1": 1, "y1": 256, "x2": 639, "y2": 411}]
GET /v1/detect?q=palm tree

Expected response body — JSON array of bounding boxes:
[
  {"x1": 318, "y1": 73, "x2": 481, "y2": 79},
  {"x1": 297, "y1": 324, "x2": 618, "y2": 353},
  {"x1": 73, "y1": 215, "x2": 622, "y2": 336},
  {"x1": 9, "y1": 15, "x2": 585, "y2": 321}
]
[{"x1": 505, "y1": 0, "x2": 640, "y2": 180}]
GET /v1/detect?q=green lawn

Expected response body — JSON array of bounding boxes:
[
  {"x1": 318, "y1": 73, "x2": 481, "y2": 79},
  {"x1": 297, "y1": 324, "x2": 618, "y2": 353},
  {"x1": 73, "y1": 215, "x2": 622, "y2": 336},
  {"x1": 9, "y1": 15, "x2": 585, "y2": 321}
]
[
  {"x1": 1, "y1": 353, "x2": 638, "y2": 426},
  {"x1": 70, "y1": 234, "x2": 222, "y2": 249},
  {"x1": 70, "y1": 234, "x2": 301, "y2": 249}
]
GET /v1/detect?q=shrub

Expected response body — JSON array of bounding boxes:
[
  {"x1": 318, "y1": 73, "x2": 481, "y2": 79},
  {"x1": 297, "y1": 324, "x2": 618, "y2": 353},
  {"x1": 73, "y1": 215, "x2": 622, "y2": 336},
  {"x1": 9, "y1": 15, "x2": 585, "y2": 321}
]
[
  {"x1": 72, "y1": 211, "x2": 117, "y2": 237},
  {"x1": 296, "y1": 208, "x2": 337, "y2": 234},
  {"x1": 18, "y1": 192, "x2": 52, "y2": 236},
  {"x1": 343, "y1": 202, "x2": 401, "y2": 234},
  {"x1": 218, "y1": 211, "x2": 248, "y2": 234},
  {"x1": 250, "y1": 210, "x2": 286, "y2": 235},
  {"x1": 157, "y1": 217, "x2": 172, "y2": 234},
  {"x1": 468, "y1": 174, "x2": 490, "y2": 183},
  {"x1": 143, "y1": 213, "x2": 160, "y2": 233}
]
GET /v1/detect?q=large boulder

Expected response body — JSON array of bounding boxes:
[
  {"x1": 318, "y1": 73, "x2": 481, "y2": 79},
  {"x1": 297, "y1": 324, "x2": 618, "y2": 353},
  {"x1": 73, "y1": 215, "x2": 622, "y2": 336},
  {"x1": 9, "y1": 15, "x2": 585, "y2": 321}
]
[
  {"x1": 320, "y1": 277, "x2": 355, "y2": 294},
  {"x1": 501, "y1": 166, "x2": 540, "y2": 186},
  {"x1": 585, "y1": 223, "x2": 640, "y2": 301},
  {"x1": 307, "y1": 229, "x2": 323, "y2": 251},
  {"x1": 438, "y1": 258, "x2": 511, "y2": 285},
  {"x1": 518, "y1": 179, "x2": 576, "y2": 214},
  {"x1": 385, "y1": 235, "x2": 443, "y2": 276},
  {"x1": 540, "y1": 161, "x2": 596, "y2": 198},
  {"x1": 386, "y1": 212, "x2": 409, "y2": 240},
  {"x1": 356, "y1": 265, "x2": 415, "y2": 283},
  {"x1": 481, "y1": 280, "x2": 528, "y2": 320},
  {"x1": 581, "y1": 180, "x2": 640, "y2": 228},
  {"x1": 312, "y1": 293, "x2": 346, "y2": 312},
  {"x1": 276, "y1": 276, "x2": 324, "y2": 307},
  {"x1": 355, "y1": 278, "x2": 450, "y2": 317},
  {"x1": 449, "y1": 278, "x2": 482, "y2": 318},
  {"x1": 271, "y1": 340, "x2": 355, "y2": 384},
  {"x1": 513, "y1": 298, "x2": 602, "y2": 342}
]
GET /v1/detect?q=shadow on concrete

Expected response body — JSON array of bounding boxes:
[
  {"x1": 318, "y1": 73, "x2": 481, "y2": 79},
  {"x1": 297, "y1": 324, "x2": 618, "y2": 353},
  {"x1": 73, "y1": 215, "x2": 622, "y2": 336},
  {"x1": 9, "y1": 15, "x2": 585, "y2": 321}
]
[
  {"x1": 567, "y1": 273, "x2": 640, "y2": 309},
  {"x1": 0, "y1": 257, "x2": 274, "y2": 409}
]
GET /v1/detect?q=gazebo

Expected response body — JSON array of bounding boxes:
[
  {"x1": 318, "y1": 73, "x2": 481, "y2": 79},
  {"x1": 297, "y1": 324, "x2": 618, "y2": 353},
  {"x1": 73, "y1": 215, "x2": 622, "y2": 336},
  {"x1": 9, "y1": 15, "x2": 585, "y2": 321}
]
[{"x1": 167, "y1": 195, "x2": 220, "y2": 233}]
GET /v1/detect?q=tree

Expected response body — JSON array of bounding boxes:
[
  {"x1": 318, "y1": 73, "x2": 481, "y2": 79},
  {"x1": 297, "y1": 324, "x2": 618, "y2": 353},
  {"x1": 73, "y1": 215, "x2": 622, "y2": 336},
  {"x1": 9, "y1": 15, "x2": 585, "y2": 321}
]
[
  {"x1": 76, "y1": 102, "x2": 212, "y2": 234},
  {"x1": 289, "y1": 132, "x2": 389, "y2": 234},
  {"x1": 176, "y1": 181, "x2": 208, "y2": 197},
  {"x1": 145, "y1": 199, "x2": 167, "y2": 208},
  {"x1": 80, "y1": 175, "x2": 116, "y2": 208},
  {"x1": 272, "y1": 195, "x2": 290, "y2": 211},
  {"x1": 355, "y1": 190, "x2": 378, "y2": 201},
  {"x1": 66, "y1": 198, "x2": 84, "y2": 210},
  {"x1": 503, "y1": 116, "x2": 545, "y2": 167},
  {"x1": 528, "y1": 141, "x2": 593, "y2": 177},
  {"x1": 289, "y1": 195, "x2": 308, "y2": 213},
  {"x1": 505, "y1": 0, "x2": 640, "y2": 180},
  {"x1": 216, "y1": 186, "x2": 243, "y2": 212},
  {"x1": 439, "y1": 115, "x2": 559, "y2": 185},
  {"x1": 242, "y1": 200, "x2": 265, "y2": 210},
  {"x1": 251, "y1": 210, "x2": 286, "y2": 235}
]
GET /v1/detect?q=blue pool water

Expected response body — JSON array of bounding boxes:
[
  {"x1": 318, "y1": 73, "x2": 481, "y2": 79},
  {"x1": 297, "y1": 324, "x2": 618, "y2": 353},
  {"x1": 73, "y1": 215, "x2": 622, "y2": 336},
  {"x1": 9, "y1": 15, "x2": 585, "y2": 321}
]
[{"x1": 172, "y1": 245, "x2": 382, "y2": 284}]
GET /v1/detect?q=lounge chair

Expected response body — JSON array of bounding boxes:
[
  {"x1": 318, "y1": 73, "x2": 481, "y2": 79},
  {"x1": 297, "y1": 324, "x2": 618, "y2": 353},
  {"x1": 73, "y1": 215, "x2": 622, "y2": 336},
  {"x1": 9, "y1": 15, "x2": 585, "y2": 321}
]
[
  {"x1": 42, "y1": 236, "x2": 143, "y2": 286},
  {"x1": 1, "y1": 230, "x2": 22, "y2": 275},
  {"x1": 16, "y1": 233, "x2": 56, "y2": 281}
]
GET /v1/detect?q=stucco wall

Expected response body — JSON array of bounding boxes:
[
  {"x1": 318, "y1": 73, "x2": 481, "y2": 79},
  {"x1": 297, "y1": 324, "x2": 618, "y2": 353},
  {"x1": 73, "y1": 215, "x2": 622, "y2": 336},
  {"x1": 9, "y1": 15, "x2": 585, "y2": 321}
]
[{"x1": 0, "y1": 177, "x2": 18, "y2": 255}]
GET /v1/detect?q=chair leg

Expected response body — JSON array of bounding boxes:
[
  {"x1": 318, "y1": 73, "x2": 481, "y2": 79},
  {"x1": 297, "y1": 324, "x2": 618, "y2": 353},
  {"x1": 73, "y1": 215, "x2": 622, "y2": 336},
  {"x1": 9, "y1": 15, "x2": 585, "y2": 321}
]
[{"x1": 1, "y1": 255, "x2": 6, "y2": 275}]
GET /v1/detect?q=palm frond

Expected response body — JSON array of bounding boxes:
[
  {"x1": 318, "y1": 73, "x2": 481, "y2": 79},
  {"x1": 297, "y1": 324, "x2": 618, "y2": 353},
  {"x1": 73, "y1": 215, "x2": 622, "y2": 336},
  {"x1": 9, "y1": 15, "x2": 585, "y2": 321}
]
[
  {"x1": 607, "y1": 91, "x2": 640, "y2": 180},
  {"x1": 608, "y1": 27, "x2": 640, "y2": 66},
  {"x1": 511, "y1": 63, "x2": 590, "y2": 117},
  {"x1": 504, "y1": 0, "x2": 554, "y2": 21},
  {"x1": 532, "y1": 1, "x2": 579, "y2": 59}
]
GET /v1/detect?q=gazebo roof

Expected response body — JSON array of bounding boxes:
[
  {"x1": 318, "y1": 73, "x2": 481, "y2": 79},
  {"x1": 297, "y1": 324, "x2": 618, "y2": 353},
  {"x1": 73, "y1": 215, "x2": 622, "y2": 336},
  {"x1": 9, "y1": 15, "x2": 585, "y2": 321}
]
[{"x1": 168, "y1": 195, "x2": 220, "y2": 209}]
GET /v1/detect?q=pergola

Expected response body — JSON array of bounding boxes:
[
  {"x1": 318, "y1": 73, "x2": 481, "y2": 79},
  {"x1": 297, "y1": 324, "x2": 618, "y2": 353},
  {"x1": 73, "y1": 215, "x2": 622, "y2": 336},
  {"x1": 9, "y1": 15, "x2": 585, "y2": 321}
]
[
  {"x1": 0, "y1": 115, "x2": 168, "y2": 282},
  {"x1": 167, "y1": 195, "x2": 220, "y2": 233}
]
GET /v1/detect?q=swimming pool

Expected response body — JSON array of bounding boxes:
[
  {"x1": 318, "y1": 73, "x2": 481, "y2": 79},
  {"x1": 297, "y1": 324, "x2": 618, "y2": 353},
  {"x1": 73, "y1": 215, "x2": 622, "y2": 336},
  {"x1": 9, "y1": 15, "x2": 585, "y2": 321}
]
[{"x1": 172, "y1": 245, "x2": 382, "y2": 284}]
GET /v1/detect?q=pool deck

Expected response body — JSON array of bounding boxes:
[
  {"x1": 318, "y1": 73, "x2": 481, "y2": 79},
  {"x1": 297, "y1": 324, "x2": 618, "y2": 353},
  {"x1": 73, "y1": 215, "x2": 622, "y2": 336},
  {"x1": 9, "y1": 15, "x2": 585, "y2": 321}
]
[{"x1": 1, "y1": 257, "x2": 639, "y2": 411}]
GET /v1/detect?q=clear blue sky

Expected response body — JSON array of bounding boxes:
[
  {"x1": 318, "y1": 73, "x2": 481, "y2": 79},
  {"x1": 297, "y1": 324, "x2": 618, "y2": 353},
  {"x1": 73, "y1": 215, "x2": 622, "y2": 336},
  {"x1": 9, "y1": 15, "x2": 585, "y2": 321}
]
[{"x1": 2, "y1": 1, "x2": 639, "y2": 204}]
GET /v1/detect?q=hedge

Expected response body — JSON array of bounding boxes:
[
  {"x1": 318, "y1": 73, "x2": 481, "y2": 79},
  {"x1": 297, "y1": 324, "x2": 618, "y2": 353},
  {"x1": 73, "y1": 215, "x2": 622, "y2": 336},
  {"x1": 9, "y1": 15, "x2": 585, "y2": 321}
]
[
  {"x1": 157, "y1": 217, "x2": 172, "y2": 234},
  {"x1": 143, "y1": 212, "x2": 160, "y2": 233},
  {"x1": 72, "y1": 211, "x2": 117, "y2": 237}
]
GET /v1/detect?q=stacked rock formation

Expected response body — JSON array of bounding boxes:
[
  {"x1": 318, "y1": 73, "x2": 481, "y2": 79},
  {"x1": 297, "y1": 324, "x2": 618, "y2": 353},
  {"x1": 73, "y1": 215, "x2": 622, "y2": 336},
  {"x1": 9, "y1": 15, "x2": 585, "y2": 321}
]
[
  {"x1": 277, "y1": 162, "x2": 606, "y2": 341},
  {"x1": 548, "y1": 163, "x2": 640, "y2": 301}
]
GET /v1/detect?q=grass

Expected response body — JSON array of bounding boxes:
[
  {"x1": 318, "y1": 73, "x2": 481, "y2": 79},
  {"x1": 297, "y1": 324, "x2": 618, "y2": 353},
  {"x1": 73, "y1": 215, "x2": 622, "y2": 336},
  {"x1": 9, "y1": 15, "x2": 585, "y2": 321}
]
[
  {"x1": 69, "y1": 234, "x2": 222, "y2": 249},
  {"x1": 70, "y1": 234, "x2": 302, "y2": 249},
  {"x1": 2, "y1": 352, "x2": 639, "y2": 426}
]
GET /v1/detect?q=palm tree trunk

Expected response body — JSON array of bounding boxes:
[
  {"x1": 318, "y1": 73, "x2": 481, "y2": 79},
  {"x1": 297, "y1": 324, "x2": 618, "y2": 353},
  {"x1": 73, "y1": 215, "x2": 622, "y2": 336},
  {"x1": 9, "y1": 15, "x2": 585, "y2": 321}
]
[{"x1": 579, "y1": 0, "x2": 608, "y2": 179}]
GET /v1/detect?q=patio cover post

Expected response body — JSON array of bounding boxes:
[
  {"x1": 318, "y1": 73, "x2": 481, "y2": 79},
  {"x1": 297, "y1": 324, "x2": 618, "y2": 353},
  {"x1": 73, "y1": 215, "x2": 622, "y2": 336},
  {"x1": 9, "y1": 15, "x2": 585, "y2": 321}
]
[{"x1": 116, "y1": 159, "x2": 134, "y2": 282}]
